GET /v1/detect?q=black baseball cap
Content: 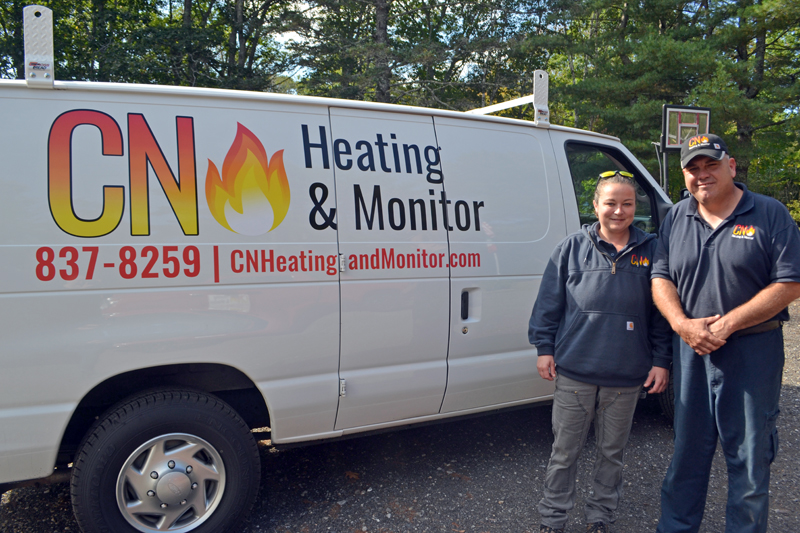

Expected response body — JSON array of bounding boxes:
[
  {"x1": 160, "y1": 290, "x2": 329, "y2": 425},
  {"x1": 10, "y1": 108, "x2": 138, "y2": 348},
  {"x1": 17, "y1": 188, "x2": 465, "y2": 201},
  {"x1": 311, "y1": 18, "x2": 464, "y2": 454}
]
[{"x1": 680, "y1": 134, "x2": 729, "y2": 168}]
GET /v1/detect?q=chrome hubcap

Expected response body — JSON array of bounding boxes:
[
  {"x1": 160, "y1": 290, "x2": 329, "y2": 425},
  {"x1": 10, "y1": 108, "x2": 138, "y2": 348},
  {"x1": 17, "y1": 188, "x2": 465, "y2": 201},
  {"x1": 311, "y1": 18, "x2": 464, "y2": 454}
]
[{"x1": 116, "y1": 433, "x2": 226, "y2": 532}]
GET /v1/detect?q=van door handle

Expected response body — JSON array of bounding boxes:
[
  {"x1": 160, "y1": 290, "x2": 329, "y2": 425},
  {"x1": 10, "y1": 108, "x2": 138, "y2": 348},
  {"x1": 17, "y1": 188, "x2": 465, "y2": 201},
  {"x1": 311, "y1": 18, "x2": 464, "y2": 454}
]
[{"x1": 460, "y1": 291, "x2": 469, "y2": 320}]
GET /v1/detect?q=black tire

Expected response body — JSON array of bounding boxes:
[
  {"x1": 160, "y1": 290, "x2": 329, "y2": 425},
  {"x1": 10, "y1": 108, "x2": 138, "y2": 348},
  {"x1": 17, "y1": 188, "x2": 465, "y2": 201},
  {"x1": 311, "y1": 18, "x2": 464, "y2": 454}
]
[
  {"x1": 657, "y1": 367, "x2": 675, "y2": 422},
  {"x1": 71, "y1": 389, "x2": 260, "y2": 533}
]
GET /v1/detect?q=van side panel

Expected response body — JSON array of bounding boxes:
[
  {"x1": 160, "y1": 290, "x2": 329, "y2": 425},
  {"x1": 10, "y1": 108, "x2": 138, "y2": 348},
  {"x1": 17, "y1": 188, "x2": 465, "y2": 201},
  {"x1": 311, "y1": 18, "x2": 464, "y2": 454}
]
[
  {"x1": 328, "y1": 108, "x2": 450, "y2": 430},
  {"x1": 432, "y1": 118, "x2": 565, "y2": 412},
  {"x1": 0, "y1": 87, "x2": 342, "y2": 481}
]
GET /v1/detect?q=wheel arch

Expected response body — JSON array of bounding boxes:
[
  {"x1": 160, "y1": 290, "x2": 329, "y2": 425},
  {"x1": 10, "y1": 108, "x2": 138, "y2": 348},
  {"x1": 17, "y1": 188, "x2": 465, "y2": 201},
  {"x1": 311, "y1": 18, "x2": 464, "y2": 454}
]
[{"x1": 57, "y1": 363, "x2": 270, "y2": 466}]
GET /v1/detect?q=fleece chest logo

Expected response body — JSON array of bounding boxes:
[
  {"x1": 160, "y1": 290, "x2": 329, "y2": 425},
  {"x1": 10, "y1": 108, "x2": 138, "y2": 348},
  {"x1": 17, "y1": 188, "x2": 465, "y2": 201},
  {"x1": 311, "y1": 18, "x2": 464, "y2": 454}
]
[
  {"x1": 731, "y1": 224, "x2": 756, "y2": 240},
  {"x1": 630, "y1": 254, "x2": 650, "y2": 267}
]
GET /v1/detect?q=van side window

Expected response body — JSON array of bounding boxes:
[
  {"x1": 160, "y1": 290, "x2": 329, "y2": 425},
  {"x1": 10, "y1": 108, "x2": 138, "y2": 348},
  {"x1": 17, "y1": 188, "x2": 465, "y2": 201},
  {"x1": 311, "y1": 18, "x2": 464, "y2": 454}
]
[{"x1": 565, "y1": 143, "x2": 656, "y2": 233}]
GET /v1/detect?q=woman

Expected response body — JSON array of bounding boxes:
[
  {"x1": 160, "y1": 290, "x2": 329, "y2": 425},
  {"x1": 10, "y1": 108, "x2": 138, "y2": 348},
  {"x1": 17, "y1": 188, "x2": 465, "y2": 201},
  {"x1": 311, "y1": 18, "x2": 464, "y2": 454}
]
[{"x1": 528, "y1": 171, "x2": 672, "y2": 533}]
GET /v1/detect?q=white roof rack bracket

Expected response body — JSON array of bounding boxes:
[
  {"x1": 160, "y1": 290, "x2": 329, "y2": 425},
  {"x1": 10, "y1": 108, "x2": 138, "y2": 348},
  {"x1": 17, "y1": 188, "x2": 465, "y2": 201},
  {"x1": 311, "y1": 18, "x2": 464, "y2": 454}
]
[
  {"x1": 23, "y1": 5, "x2": 55, "y2": 88},
  {"x1": 466, "y1": 70, "x2": 550, "y2": 127},
  {"x1": 532, "y1": 70, "x2": 550, "y2": 127}
]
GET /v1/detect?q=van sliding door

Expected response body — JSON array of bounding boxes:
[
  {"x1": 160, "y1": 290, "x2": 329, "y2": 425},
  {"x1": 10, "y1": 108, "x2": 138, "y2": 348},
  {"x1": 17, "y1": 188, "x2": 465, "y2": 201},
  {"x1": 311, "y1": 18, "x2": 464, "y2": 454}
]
[
  {"x1": 432, "y1": 118, "x2": 565, "y2": 412},
  {"x1": 329, "y1": 108, "x2": 449, "y2": 430}
]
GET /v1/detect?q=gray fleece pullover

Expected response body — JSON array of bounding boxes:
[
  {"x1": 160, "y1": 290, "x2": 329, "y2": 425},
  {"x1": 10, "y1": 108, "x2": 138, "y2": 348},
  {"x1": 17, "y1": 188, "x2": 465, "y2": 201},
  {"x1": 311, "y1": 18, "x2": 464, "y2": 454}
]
[{"x1": 528, "y1": 223, "x2": 672, "y2": 387}]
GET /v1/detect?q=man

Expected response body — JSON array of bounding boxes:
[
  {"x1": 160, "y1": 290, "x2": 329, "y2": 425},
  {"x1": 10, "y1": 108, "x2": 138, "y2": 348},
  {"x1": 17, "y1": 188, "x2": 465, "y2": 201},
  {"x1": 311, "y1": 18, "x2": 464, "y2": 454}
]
[{"x1": 652, "y1": 133, "x2": 800, "y2": 533}]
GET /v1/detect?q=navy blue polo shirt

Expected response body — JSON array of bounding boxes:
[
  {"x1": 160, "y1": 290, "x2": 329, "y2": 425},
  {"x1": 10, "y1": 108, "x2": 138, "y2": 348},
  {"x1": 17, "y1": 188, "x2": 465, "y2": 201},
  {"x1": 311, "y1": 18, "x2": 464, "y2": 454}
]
[{"x1": 652, "y1": 184, "x2": 800, "y2": 321}]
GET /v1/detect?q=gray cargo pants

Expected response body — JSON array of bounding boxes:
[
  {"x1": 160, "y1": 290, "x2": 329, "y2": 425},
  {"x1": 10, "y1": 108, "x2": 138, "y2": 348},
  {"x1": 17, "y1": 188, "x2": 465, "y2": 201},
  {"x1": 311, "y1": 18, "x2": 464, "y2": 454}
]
[{"x1": 538, "y1": 374, "x2": 641, "y2": 529}]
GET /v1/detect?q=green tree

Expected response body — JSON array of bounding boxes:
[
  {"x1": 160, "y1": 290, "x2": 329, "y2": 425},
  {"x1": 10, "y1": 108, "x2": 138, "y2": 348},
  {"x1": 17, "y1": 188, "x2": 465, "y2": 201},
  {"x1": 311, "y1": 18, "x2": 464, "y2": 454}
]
[
  {"x1": 291, "y1": 0, "x2": 377, "y2": 100},
  {"x1": 292, "y1": 0, "x2": 549, "y2": 108},
  {"x1": 0, "y1": 0, "x2": 294, "y2": 90},
  {"x1": 0, "y1": 0, "x2": 26, "y2": 78},
  {"x1": 520, "y1": 0, "x2": 799, "y2": 204},
  {"x1": 394, "y1": 0, "x2": 550, "y2": 110},
  {"x1": 687, "y1": 0, "x2": 800, "y2": 188}
]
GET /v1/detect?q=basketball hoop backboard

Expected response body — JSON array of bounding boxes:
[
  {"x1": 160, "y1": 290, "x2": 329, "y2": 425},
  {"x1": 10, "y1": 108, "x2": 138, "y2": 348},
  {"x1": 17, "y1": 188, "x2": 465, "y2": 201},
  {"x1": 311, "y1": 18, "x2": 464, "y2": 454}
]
[{"x1": 661, "y1": 105, "x2": 710, "y2": 151}]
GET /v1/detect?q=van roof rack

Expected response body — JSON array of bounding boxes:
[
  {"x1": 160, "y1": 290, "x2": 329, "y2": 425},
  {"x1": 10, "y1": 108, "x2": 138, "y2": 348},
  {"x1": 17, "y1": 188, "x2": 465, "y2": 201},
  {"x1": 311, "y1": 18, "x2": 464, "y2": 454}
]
[{"x1": 466, "y1": 70, "x2": 549, "y2": 127}]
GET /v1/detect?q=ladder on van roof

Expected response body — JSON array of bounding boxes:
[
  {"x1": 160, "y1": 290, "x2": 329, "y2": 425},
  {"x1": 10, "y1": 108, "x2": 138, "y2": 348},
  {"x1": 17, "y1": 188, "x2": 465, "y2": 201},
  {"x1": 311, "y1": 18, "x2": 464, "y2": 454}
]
[{"x1": 466, "y1": 70, "x2": 550, "y2": 128}]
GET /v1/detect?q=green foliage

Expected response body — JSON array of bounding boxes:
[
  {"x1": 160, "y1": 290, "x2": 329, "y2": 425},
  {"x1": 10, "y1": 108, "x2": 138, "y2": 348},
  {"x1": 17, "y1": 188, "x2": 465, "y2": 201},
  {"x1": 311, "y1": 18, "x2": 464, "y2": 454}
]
[
  {"x1": 1, "y1": 0, "x2": 34, "y2": 77},
  {"x1": 523, "y1": 0, "x2": 800, "y2": 207},
  {"x1": 1, "y1": 0, "x2": 295, "y2": 90},
  {"x1": 290, "y1": 0, "x2": 376, "y2": 100},
  {"x1": 788, "y1": 200, "x2": 800, "y2": 225},
  {"x1": 291, "y1": 0, "x2": 549, "y2": 107}
]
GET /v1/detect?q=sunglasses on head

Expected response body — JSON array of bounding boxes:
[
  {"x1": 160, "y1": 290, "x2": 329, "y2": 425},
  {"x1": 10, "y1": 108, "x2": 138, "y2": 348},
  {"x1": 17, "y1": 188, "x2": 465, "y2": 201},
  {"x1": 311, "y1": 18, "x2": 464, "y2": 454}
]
[
  {"x1": 595, "y1": 170, "x2": 634, "y2": 191},
  {"x1": 598, "y1": 170, "x2": 634, "y2": 179}
]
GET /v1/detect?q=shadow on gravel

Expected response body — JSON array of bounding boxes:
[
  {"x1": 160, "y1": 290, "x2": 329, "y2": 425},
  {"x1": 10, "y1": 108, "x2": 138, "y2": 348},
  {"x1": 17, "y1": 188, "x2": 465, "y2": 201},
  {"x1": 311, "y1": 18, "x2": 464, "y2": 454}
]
[{"x1": 241, "y1": 398, "x2": 675, "y2": 533}]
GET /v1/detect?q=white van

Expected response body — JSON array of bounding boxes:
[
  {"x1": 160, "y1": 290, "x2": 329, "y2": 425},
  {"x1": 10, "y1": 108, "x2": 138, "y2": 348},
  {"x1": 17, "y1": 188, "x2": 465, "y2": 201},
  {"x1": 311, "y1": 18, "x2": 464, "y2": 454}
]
[{"x1": 0, "y1": 7, "x2": 672, "y2": 532}]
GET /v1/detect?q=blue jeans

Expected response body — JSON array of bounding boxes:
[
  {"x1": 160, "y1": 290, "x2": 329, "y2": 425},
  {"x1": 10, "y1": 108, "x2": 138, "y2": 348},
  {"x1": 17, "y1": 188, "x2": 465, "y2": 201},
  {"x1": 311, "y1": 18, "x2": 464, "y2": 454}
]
[
  {"x1": 657, "y1": 329, "x2": 783, "y2": 533},
  {"x1": 539, "y1": 375, "x2": 641, "y2": 529}
]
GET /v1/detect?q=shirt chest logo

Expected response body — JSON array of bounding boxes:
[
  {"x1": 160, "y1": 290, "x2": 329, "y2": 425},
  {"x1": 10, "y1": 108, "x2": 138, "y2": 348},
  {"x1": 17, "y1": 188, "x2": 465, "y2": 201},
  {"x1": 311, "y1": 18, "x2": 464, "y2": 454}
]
[
  {"x1": 731, "y1": 224, "x2": 756, "y2": 240},
  {"x1": 630, "y1": 254, "x2": 650, "y2": 267}
]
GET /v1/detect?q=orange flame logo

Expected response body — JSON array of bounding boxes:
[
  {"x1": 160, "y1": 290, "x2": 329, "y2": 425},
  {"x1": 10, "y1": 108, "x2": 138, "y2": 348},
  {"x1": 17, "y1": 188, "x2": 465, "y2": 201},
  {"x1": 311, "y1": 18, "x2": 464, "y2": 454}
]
[{"x1": 205, "y1": 124, "x2": 290, "y2": 235}]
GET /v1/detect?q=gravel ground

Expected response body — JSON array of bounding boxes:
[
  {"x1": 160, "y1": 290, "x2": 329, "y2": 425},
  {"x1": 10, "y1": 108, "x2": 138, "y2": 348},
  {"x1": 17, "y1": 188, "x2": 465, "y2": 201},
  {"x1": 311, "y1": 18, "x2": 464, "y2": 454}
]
[{"x1": 2, "y1": 300, "x2": 799, "y2": 533}]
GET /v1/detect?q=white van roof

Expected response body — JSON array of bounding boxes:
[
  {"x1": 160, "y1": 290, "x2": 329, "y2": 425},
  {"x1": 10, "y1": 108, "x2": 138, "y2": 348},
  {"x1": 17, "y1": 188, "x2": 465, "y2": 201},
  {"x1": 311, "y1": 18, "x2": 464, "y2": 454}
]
[{"x1": 0, "y1": 78, "x2": 619, "y2": 142}]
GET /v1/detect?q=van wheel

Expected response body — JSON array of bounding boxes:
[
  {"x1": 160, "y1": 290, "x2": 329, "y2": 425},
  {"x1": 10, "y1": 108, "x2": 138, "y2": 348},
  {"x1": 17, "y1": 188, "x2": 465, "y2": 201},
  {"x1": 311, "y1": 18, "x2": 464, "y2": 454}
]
[
  {"x1": 71, "y1": 390, "x2": 260, "y2": 533},
  {"x1": 657, "y1": 368, "x2": 675, "y2": 421}
]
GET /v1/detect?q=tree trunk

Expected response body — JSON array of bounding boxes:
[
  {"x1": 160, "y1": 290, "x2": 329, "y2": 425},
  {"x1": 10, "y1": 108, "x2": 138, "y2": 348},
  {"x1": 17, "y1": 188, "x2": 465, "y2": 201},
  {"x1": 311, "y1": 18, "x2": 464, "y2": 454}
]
[
  {"x1": 374, "y1": 0, "x2": 391, "y2": 103},
  {"x1": 618, "y1": 3, "x2": 632, "y2": 65},
  {"x1": 184, "y1": 0, "x2": 192, "y2": 27},
  {"x1": 9, "y1": 0, "x2": 25, "y2": 79},
  {"x1": 734, "y1": 121, "x2": 752, "y2": 183},
  {"x1": 237, "y1": 0, "x2": 246, "y2": 70},
  {"x1": 568, "y1": 50, "x2": 578, "y2": 128},
  {"x1": 91, "y1": 0, "x2": 108, "y2": 81},
  {"x1": 184, "y1": 0, "x2": 195, "y2": 86},
  {"x1": 732, "y1": 0, "x2": 765, "y2": 184},
  {"x1": 227, "y1": 0, "x2": 238, "y2": 74}
]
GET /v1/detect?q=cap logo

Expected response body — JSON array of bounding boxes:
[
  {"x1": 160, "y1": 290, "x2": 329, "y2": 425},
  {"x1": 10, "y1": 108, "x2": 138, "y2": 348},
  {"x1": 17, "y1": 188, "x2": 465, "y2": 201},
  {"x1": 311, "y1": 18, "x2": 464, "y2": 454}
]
[{"x1": 688, "y1": 135, "x2": 709, "y2": 149}]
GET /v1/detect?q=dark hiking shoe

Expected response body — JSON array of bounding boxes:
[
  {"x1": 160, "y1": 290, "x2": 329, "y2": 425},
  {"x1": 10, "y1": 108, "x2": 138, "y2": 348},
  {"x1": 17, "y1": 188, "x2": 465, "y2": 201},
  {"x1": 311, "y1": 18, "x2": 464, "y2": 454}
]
[
  {"x1": 586, "y1": 523, "x2": 609, "y2": 533},
  {"x1": 540, "y1": 526, "x2": 565, "y2": 533}
]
